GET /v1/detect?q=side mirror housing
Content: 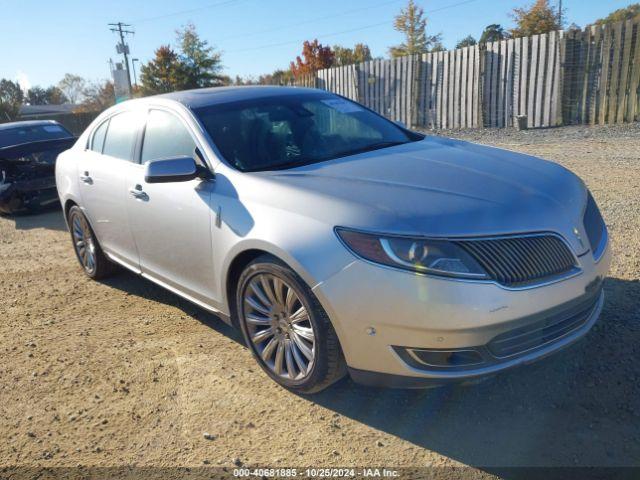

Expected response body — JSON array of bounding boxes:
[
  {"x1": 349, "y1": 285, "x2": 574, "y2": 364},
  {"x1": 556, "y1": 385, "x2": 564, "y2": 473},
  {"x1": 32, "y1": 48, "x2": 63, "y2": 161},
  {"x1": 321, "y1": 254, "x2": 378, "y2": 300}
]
[{"x1": 145, "y1": 156, "x2": 202, "y2": 184}]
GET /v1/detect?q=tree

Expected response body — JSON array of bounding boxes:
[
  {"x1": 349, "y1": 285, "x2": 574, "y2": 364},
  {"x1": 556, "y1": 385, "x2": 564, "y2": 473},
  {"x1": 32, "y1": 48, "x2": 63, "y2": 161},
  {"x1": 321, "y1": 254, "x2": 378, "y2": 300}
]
[
  {"x1": 455, "y1": 35, "x2": 477, "y2": 49},
  {"x1": 258, "y1": 69, "x2": 295, "y2": 85},
  {"x1": 140, "y1": 45, "x2": 186, "y2": 95},
  {"x1": 479, "y1": 24, "x2": 508, "y2": 43},
  {"x1": 58, "y1": 73, "x2": 86, "y2": 104},
  {"x1": 332, "y1": 43, "x2": 372, "y2": 66},
  {"x1": 45, "y1": 86, "x2": 68, "y2": 104},
  {"x1": 78, "y1": 81, "x2": 115, "y2": 112},
  {"x1": 593, "y1": 4, "x2": 640, "y2": 25},
  {"x1": 510, "y1": 0, "x2": 562, "y2": 38},
  {"x1": 290, "y1": 40, "x2": 334, "y2": 78},
  {"x1": 26, "y1": 86, "x2": 48, "y2": 105},
  {"x1": 389, "y1": 0, "x2": 442, "y2": 57},
  {"x1": 0, "y1": 79, "x2": 24, "y2": 121},
  {"x1": 176, "y1": 23, "x2": 226, "y2": 88}
]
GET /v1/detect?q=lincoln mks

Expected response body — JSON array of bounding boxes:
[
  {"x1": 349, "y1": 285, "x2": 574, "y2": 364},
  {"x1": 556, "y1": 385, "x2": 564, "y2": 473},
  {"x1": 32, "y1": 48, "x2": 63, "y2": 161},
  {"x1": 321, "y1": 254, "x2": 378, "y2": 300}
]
[{"x1": 55, "y1": 86, "x2": 610, "y2": 393}]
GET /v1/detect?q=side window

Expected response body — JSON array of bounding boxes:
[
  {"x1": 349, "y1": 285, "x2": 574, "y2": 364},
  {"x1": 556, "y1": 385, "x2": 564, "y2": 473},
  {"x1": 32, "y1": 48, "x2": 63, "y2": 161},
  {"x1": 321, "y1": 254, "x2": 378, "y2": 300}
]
[
  {"x1": 102, "y1": 111, "x2": 139, "y2": 161},
  {"x1": 90, "y1": 119, "x2": 109, "y2": 153},
  {"x1": 141, "y1": 110, "x2": 197, "y2": 163}
]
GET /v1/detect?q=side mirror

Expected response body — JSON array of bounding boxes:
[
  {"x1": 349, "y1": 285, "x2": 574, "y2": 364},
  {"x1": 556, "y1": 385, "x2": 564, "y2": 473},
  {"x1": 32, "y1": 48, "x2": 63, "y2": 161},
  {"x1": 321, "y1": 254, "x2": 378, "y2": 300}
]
[{"x1": 145, "y1": 156, "x2": 202, "y2": 184}]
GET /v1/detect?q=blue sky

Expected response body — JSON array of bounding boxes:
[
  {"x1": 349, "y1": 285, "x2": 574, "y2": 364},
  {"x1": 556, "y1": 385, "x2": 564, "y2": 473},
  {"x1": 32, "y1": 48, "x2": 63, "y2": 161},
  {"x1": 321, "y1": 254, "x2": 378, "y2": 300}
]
[{"x1": 0, "y1": 0, "x2": 633, "y2": 90}]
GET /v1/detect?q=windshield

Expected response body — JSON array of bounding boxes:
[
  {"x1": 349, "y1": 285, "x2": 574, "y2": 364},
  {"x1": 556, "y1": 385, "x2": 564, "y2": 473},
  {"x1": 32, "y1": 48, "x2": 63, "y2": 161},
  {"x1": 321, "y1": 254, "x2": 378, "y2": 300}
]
[
  {"x1": 0, "y1": 123, "x2": 73, "y2": 148},
  {"x1": 194, "y1": 93, "x2": 422, "y2": 172}
]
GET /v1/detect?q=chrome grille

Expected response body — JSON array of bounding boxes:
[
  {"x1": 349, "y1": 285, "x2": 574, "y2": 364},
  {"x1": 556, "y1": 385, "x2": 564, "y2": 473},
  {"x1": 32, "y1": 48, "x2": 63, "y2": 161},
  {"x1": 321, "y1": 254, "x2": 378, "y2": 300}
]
[{"x1": 455, "y1": 235, "x2": 577, "y2": 287}]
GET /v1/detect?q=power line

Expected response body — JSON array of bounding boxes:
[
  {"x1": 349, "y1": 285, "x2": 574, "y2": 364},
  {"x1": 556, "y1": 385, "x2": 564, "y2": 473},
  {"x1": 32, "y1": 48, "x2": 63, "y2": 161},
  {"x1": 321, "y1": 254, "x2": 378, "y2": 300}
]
[
  {"x1": 109, "y1": 22, "x2": 135, "y2": 91},
  {"x1": 132, "y1": 0, "x2": 244, "y2": 24},
  {"x1": 218, "y1": 0, "x2": 406, "y2": 42},
  {"x1": 227, "y1": 0, "x2": 480, "y2": 54}
]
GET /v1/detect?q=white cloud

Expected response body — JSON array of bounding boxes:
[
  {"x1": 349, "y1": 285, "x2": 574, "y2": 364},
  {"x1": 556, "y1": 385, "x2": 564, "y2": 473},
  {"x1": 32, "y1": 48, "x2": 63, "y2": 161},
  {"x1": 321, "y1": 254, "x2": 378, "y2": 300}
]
[{"x1": 15, "y1": 71, "x2": 31, "y2": 92}]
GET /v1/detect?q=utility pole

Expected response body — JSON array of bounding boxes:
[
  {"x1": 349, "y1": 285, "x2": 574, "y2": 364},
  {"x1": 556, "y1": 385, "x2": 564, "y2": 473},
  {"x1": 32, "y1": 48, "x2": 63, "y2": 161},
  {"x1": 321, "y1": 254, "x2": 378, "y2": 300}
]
[
  {"x1": 558, "y1": 0, "x2": 563, "y2": 28},
  {"x1": 108, "y1": 22, "x2": 134, "y2": 92},
  {"x1": 132, "y1": 58, "x2": 139, "y2": 88}
]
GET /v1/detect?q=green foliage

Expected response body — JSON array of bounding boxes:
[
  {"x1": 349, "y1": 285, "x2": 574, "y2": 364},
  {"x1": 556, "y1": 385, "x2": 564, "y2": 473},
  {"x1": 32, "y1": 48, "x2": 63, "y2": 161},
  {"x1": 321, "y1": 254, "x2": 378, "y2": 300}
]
[
  {"x1": 176, "y1": 23, "x2": 227, "y2": 89},
  {"x1": 140, "y1": 24, "x2": 227, "y2": 95},
  {"x1": 593, "y1": 4, "x2": 640, "y2": 25},
  {"x1": 57, "y1": 73, "x2": 86, "y2": 104},
  {"x1": 510, "y1": 0, "x2": 562, "y2": 38},
  {"x1": 140, "y1": 46, "x2": 185, "y2": 95},
  {"x1": 0, "y1": 79, "x2": 24, "y2": 121},
  {"x1": 389, "y1": 0, "x2": 442, "y2": 57},
  {"x1": 258, "y1": 69, "x2": 295, "y2": 85},
  {"x1": 26, "y1": 86, "x2": 68, "y2": 105},
  {"x1": 332, "y1": 43, "x2": 372, "y2": 66},
  {"x1": 455, "y1": 35, "x2": 477, "y2": 49},
  {"x1": 45, "y1": 86, "x2": 68, "y2": 105},
  {"x1": 26, "y1": 87, "x2": 47, "y2": 105},
  {"x1": 479, "y1": 24, "x2": 509, "y2": 43}
]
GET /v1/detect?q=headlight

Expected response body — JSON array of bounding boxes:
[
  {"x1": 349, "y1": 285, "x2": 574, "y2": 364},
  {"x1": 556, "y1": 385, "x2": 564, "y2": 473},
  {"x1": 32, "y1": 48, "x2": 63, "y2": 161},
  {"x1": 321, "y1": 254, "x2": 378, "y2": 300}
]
[{"x1": 336, "y1": 228, "x2": 488, "y2": 279}]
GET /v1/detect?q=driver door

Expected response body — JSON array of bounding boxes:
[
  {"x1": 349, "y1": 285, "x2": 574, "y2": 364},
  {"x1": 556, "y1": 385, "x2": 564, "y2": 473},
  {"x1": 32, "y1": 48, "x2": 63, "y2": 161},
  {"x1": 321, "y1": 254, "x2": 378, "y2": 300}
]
[{"x1": 126, "y1": 108, "x2": 218, "y2": 307}]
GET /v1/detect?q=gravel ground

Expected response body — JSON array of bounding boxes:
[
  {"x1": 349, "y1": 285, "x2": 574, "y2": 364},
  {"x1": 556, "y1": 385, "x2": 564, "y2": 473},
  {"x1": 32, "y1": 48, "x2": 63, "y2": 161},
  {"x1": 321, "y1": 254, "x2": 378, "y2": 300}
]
[{"x1": 1, "y1": 123, "x2": 639, "y2": 478}]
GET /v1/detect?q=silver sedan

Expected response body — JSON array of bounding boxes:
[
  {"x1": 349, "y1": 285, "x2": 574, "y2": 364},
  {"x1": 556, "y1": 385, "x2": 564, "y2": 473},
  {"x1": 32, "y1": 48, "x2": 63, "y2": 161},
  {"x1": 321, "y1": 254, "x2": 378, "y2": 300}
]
[{"x1": 55, "y1": 86, "x2": 611, "y2": 393}]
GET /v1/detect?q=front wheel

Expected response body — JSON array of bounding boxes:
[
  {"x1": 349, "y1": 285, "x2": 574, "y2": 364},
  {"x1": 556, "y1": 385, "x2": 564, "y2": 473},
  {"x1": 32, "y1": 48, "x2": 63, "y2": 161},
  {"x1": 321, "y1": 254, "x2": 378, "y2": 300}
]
[
  {"x1": 67, "y1": 206, "x2": 116, "y2": 280},
  {"x1": 236, "y1": 255, "x2": 346, "y2": 394}
]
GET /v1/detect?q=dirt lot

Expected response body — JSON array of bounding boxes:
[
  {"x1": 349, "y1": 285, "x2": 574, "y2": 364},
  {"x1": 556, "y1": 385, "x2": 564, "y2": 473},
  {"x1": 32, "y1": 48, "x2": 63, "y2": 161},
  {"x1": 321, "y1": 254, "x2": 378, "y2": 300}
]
[{"x1": 1, "y1": 124, "x2": 639, "y2": 477}]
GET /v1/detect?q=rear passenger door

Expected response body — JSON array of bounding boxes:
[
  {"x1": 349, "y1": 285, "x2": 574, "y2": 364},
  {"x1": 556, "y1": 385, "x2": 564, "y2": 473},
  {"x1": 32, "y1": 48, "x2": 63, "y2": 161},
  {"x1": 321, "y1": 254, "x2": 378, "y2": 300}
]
[
  {"x1": 77, "y1": 111, "x2": 142, "y2": 270},
  {"x1": 126, "y1": 108, "x2": 217, "y2": 306}
]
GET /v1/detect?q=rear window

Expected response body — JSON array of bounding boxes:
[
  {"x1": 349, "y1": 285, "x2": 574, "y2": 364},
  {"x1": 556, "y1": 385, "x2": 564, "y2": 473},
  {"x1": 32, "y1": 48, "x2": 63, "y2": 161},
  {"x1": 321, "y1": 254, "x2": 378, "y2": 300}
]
[
  {"x1": 0, "y1": 124, "x2": 73, "y2": 148},
  {"x1": 102, "y1": 112, "x2": 140, "y2": 161}
]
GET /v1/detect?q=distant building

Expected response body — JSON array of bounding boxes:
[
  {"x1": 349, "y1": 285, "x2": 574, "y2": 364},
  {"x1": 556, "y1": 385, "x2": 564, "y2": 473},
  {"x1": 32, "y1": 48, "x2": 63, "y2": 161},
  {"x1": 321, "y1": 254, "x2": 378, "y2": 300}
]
[{"x1": 19, "y1": 104, "x2": 80, "y2": 120}]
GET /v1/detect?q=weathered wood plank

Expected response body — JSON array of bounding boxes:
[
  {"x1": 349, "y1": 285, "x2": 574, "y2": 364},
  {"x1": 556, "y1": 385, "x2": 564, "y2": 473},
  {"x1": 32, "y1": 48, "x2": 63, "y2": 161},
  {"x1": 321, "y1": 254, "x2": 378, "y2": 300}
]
[
  {"x1": 599, "y1": 24, "x2": 613, "y2": 124},
  {"x1": 535, "y1": 33, "x2": 547, "y2": 127},
  {"x1": 627, "y1": 23, "x2": 640, "y2": 121},
  {"x1": 617, "y1": 20, "x2": 633, "y2": 122},
  {"x1": 544, "y1": 31, "x2": 556, "y2": 126},
  {"x1": 460, "y1": 47, "x2": 468, "y2": 127},
  {"x1": 528, "y1": 35, "x2": 539, "y2": 127},
  {"x1": 505, "y1": 38, "x2": 514, "y2": 127},
  {"x1": 512, "y1": 37, "x2": 521, "y2": 118},
  {"x1": 520, "y1": 36, "x2": 529, "y2": 120},
  {"x1": 607, "y1": 22, "x2": 624, "y2": 123},
  {"x1": 589, "y1": 26, "x2": 602, "y2": 124},
  {"x1": 473, "y1": 45, "x2": 481, "y2": 127}
]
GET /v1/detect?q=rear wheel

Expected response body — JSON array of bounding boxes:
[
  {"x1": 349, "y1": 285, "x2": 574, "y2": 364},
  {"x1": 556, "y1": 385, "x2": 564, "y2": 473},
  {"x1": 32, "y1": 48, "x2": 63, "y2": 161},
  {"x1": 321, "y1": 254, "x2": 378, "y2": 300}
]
[
  {"x1": 67, "y1": 206, "x2": 116, "y2": 279},
  {"x1": 236, "y1": 255, "x2": 346, "y2": 394}
]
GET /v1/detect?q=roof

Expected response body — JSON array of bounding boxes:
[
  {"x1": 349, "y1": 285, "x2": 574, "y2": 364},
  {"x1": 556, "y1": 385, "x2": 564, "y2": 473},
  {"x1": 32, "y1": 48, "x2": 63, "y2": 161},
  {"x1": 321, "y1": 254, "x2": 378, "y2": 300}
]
[
  {"x1": 155, "y1": 85, "x2": 323, "y2": 109},
  {"x1": 19, "y1": 103, "x2": 79, "y2": 117},
  {"x1": 0, "y1": 119, "x2": 64, "y2": 131}
]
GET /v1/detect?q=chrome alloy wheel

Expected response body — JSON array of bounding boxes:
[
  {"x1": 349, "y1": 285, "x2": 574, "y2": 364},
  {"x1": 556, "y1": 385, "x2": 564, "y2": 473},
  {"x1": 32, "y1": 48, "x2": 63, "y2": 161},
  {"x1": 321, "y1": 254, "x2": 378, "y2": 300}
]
[
  {"x1": 71, "y1": 212, "x2": 96, "y2": 274},
  {"x1": 242, "y1": 274, "x2": 316, "y2": 381}
]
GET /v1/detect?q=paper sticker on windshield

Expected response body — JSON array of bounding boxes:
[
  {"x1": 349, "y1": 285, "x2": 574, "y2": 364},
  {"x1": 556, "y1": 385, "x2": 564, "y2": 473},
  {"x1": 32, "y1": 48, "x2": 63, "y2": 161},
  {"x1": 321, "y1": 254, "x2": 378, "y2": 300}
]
[
  {"x1": 43, "y1": 125, "x2": 64, "y2": 133},
  {"x1": 321, "y1": 98, "x2": 363, "y2": 114}
]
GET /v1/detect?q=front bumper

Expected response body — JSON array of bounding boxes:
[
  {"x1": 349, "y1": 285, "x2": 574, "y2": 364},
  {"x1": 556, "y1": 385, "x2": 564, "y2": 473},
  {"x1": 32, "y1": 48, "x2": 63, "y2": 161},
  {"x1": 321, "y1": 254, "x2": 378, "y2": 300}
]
[{"x1": 312, "y1": 240, "x2": 611, "y2": 386}]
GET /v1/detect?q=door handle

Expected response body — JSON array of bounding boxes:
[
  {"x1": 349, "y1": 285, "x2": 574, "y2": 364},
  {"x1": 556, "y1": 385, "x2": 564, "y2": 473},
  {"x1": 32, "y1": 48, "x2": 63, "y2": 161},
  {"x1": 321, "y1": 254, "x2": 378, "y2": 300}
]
[
  {"x1": 80, "y1": 171, "x2": 93, "y2": 184},
  {"x1": 129, "y1": 184, "x2": 148, "y2": 200}
]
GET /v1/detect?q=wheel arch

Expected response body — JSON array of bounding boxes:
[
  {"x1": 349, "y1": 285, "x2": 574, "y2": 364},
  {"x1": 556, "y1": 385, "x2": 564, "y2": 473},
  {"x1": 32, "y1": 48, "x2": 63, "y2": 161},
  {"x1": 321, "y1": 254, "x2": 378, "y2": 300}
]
[{"x1": 222, "y1": 243, "x2": 321, "y2": 329}]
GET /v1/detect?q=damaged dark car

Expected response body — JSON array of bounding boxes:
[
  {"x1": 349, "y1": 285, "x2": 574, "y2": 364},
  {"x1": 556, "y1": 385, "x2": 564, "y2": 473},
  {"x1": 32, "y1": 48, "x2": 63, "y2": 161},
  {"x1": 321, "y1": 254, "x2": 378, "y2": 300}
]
[{"x1": 0, "y1": 121, "x2": 75, "y2": 214}]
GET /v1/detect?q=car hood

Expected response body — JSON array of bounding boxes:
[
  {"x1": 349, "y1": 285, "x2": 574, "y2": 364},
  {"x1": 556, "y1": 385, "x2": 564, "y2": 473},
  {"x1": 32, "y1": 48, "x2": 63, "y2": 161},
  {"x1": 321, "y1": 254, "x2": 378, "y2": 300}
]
[{"x1": 246, "y1": 136, "x2": 589, "y2": 254}]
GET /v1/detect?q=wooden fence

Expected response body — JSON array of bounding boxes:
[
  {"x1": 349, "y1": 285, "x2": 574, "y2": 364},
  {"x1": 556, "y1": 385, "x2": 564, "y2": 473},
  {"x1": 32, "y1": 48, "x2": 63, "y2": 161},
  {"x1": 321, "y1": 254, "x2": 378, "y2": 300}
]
[{"x1": 289, "y1": 20, "x2": 640, "y2": 129}]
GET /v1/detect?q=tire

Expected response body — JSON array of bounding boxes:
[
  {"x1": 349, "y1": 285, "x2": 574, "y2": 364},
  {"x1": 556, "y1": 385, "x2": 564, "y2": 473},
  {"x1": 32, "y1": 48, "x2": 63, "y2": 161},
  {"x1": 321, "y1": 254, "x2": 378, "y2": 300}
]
[
  {"x1": 236, "y1": 255, "x2": 346, "y2": 394},
  {"x1": 67, "y1": 206, "x2": 117, "y2": 280}
]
